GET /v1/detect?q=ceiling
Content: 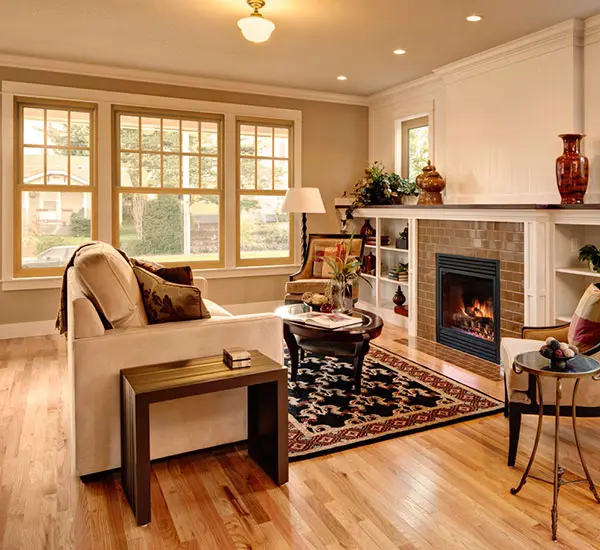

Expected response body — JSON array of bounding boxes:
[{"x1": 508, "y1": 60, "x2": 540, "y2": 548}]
[{"x1": 1, "y1": 0, "x2": 600, "y2": 97}]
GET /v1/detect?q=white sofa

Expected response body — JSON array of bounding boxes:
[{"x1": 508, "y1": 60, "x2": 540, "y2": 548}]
[{"x1": 66, "y1": 267, "x2": 284, "y2": 476}]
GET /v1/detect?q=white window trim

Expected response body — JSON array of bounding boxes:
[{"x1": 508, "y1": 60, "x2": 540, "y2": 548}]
[{"x1": 1, "y1": 81, "x2": 302, "y2": 290}]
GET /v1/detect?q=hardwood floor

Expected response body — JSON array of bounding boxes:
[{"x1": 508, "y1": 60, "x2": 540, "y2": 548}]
[{"x1": 2, "y1": 328, "x2": 600, "y2": 549}]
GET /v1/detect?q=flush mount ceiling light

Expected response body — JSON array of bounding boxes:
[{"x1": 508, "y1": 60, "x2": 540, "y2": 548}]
[
  {"x1": 466, "y1": 15, "x2": 482, "y2": 22},
  {"x1": 393, "y1": 49, "x2": 407, "y2": 55},
  {"x1": 238, "y1": 0, "x2": 275, "y2": 43},
  {"x1": 337, "y1": 75, "x2": 348, "y2": 81}
]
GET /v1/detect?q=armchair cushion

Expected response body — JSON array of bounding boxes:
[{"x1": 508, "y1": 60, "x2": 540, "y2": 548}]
[
  {"x1": 569, "y1": 283, "x2": 600, "y2": 352},
  {"x1": 286, "y1": 279, "x2": 331, "y2": 295},
  {"x1": 522, "y1": 323, "x2": 569, "y2": 342}
]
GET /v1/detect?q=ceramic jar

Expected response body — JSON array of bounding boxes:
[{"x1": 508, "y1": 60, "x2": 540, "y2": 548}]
[{"x1": 417, "y1": 161, "x2": 445, "y2": 205}]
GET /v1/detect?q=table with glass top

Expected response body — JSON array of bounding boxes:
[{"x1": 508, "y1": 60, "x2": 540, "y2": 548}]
[
  {"x1": 275, "y1": 304, "x2": 383, "y2": 393},
  {"x1": 511, "y1": 351, "x2": 600, "y2": 541}
]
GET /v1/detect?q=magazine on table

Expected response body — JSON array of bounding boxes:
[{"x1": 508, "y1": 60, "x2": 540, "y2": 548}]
[{"x1": 288, "y1": 311, "x2": 362, "y2": 329}]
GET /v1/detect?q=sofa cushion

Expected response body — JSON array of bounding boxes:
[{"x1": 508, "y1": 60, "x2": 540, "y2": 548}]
[
  {"x1": 74, "y1": 242, "x2": 148, "y2": 329},
  {"x1": 131, "y1": 258, "x2": 194, "y2": 286},
  {"x1": 569, "y1": 283, "x2": 600, "y2": 352},
  {"x1": 203, "y1": 299, "x2": 233, "y2": 318},
  {"x1": 134, "y1": 266, "x2": 211, "y2": 324}
]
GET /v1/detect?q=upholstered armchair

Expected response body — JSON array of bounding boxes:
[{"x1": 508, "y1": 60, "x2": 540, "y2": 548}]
[
  {"x1": 285, "y1": 234, "x2": 365, "y2": 304},
  {"x1": 501, "y1": 322, "x2": 600, "y2": 467}
]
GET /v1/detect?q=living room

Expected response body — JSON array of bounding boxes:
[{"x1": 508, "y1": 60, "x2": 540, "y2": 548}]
[{"x1": 2, "y1": 1, "x2": 600, "y2": 548}]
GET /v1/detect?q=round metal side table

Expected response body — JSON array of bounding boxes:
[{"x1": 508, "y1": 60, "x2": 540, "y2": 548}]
[{"x1": 510, "y1": 351, "x2": 600, "y2": 541}]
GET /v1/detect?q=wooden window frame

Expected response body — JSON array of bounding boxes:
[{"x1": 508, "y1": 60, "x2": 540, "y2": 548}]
[
  {"x1": 13, "y1": 97, "x2": 98, "y2": 278},
  {"x1": 236, "y1": 117, "x2": 295, "y2": 268},
  {"x1": 112, "y1": 106, "x2": 225, "y2": 269},
  {"x1": 401, "y1": 116, "x2": 429, "y2": 181}
]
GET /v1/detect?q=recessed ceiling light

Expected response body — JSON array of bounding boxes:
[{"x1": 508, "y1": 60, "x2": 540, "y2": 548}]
[
  {"x1": 337, "y1": 75, "x2": 348, "y2": 81},
  {"x1": 393, "y1": 49, "x2": 407, "y2": 55},
  {"x1": 466, "y1": 15, "x2": 482, "y2": 22}
]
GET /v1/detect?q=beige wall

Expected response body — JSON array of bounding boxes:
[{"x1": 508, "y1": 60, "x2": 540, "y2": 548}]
[{"x1": 0, "y1": 67, "x2": 368, "y2": 325}]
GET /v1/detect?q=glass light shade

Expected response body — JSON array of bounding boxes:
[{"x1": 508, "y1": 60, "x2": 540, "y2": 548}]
[{"x1": 238, "y1": 14, "x2": 275, "y2": 43}]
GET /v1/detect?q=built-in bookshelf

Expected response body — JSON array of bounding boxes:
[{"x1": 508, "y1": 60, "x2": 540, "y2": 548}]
[
  {"x1": 350, "y1": 214, "x2": 416, "y2": 331},
  {"x1": 553, "y1": 223, "x2": 600, "y2": 324}
]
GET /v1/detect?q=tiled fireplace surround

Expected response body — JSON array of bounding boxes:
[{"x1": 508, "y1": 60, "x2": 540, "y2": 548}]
[{"x1": 417, "y1": 220, "x2": 525, "y2": 343}]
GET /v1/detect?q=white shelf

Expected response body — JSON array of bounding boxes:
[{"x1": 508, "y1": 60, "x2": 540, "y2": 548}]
[
  {"x1": 555, "y1": 267, "x2": 600, "y2": 278},
  {"x1": 361, "y1": 273, "x2": 377, "y2": 281},
  {"x1": 380, "y1": 277, "x2": 409, "y2": 286},
  {"x1": 365, "y1": 244, "x2": 409, "y2": 253},
  {"x1": 556, "y1": 315, "x2": 572, "y2": 323}
]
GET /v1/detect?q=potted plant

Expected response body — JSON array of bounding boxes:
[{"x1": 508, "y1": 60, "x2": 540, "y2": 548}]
[
  {"x1": 396, "y1": 227, "x2": 409, "y2": 249},
  {"x1": 346, "y1": 162, "x2": 414, "y2": 219},
  {"x1": 323, "y1": 235, "x2": 371, "y2": 312},
  {"x1": 578, "y1": 244, "x2": 600, "y2": 272},
  {"x1": 396, "y1": 178, "x2": 420, "y2": 205}
]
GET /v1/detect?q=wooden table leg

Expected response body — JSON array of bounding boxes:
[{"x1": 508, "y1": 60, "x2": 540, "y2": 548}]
[
  {"x1": 283, "y1": 324, "x2": 300, "y2": 382},
  {"x1": 353, "y1": 337, "x2": 370, "y2": 393},
  {"x1": 248, "y1": 375, "x2": 289, "y2": 485},
  {"x1": 121, "y1": 376, "x2": 151, "y2": 525}
]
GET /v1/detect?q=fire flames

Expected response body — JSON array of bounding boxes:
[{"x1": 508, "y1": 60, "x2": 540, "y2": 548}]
[{"x1": 452, "y1": 296, "x2": 495, "y2": 341}]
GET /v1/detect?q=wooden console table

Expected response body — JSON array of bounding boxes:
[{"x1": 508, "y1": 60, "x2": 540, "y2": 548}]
[{"x1": 120, "y1": 350, "x2": 288, "y2": 525}]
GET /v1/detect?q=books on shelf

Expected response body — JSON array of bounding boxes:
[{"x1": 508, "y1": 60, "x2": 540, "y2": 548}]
[{"x1": 287, "y1": 311, "x2": 363, "y2": 330}]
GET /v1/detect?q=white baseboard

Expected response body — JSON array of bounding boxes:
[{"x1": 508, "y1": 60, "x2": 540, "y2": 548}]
[
  {"x1": 223, "y1": 300, "x2": 284, "y2": 315},
  {"x1": 0, "y1": 320, "x2": 57, "y2": 340}
]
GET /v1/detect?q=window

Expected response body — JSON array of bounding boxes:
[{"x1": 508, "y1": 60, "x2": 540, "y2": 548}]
[
  {"x1": 15, "y1": 98, "x2": 96, "y2": 277},
  {"x1": 113, "y1": 108, "x2": 224, "y2": 268},
  {"x1": 237, "y1": 120, "x2": 293, "y2": 266},
  {"x1": 401, "y1": 116, "x2": 429, "y2": 183}
]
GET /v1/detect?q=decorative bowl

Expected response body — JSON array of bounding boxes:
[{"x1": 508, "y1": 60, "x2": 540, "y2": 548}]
[{"x1": 539, "y1": 341, "x2": 579, "y2": 371}]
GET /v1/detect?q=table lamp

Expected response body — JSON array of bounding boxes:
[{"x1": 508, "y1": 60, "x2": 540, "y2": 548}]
[{"x1": 281, "y1": 188, "x2": 326, "y2": 262}]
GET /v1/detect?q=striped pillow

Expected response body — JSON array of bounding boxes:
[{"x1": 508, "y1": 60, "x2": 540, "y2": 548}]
[{"x1": 569, "y1": 283, "x2": 600, "y2": 352}]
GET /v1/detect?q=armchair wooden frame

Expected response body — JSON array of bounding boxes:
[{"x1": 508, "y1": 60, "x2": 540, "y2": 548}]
[{"x1": 506, "y1": 323, "x2": 600, "y2": 467}]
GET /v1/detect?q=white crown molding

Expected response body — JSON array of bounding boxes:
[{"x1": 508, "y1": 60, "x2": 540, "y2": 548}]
[
  {"x1": 434, "y1": 19, "x2": 584, "y2": 84},
  {"x1": 0, "y1": 53, "x2": 369, "y2": 107},
  {"x1": 368, "y1": 73, "x2": 441, "y2": 107},
  {"x1": 584, "y1": 14, "x2": 600, "y2": 46}
]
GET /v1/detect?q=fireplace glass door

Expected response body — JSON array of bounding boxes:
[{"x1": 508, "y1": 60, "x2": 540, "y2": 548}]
[{"x1": 436, "y1": 254, "x2": 500, "y2": 363}]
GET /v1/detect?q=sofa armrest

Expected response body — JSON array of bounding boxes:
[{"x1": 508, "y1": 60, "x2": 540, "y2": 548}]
[
  {"x1": 521, "y1": 323, "x2": 569, "y2": 342},
  {"x1": 194, "y1": 276, "x2": 208, "y2": 297}
]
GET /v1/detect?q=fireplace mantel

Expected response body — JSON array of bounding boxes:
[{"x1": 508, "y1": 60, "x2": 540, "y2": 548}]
[{"x1": 351, "y1": 205, "x2": 600, "y2": 345}]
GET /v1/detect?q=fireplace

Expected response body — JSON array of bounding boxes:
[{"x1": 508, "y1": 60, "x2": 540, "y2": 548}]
[{"x1": 436, "y1": 254, "x2": 500, "y2": 363}]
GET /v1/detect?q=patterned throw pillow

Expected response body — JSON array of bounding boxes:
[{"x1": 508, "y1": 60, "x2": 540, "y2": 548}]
[
  {"x1": 131, "y1": 258, "x2": 194, "y2": 286},
  {"x1": 321, "y1": 243, "x2": 348, "y2": 279},
  {"x1": 133, "y1": 266, "x2": 210, "y2": 324},
  {"x1": 569, "y1": 283, "x2": 600, "y2": 352},
  {"x1": 312, "y1": 246, "x2": 327, "y2": 277}
]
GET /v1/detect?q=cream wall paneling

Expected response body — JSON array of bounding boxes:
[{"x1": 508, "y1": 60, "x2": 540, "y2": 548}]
[
  {"x1": 368, "y1": 19, "x2": 588, "y2": 205},
  {"x1": 1, "y1": 81, "x2": 303, "y2": 290}
]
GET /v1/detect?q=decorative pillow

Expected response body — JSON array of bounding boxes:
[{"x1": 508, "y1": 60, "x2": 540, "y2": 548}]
[
  {"x1": 569, "y1": 283, "x2": 600, "y2": 352},
  {"x1": 74, "y1": 242, "x2": 148, "y2": 328},
  {"x1": 133, "y1": 266, "x2": 211, "y2": 324},
  {"x1": 131, "y1": 258, "x2": 193, "y2": 286},
  {"x1": 321, "y1": 243, "x2": 349, "y2": 279},
  {"x1": 312, "y1": 246, "x2": 327, "y2": 277}
]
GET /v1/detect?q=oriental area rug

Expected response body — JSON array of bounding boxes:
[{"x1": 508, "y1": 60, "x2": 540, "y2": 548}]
[{"x1": 286, "y1": 345, "x2": 503, "y2": 461}]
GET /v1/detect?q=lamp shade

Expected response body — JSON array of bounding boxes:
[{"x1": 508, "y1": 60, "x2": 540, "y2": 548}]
[
  {"x1": 237, "y1": 13, "x2": 275, "y2": 43},
  {"x1": 281, "y1": 188, "x2": 326, "y2": 214}
]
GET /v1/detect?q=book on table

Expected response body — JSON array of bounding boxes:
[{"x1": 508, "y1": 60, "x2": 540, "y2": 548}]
[{"x1": 304, "y1": 313, "x2": 363, "y2": 330}]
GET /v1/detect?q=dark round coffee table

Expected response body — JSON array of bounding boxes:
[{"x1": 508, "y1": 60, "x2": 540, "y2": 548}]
[{"x1": 275, "y1": 304, "x2": 384, "y2": 392}]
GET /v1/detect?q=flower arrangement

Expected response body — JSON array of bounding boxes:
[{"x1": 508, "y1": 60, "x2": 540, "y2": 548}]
[{"x1": 322, "y1": 235, "x2": 371, "y2": 311}]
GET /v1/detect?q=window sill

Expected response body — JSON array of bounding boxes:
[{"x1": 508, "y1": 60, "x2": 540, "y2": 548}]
[{"x1": 1, "y1": 264, "x2": 300, "y2": 291}]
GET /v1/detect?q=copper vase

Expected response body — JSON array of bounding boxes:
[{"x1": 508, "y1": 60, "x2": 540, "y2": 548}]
[
  {"x1": 417, "y1": 161, "x2": 445, "y2": 205},
  {"x1": 556, "y1": 134, "x2": 589, "y2": 204}
]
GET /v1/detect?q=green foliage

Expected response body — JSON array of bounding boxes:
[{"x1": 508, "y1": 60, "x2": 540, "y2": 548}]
[
  {"x1": 69, "y1": 209, "x2": 91, "y2": 237},
  {"x1": 346, "y1": 162, "x2": 414, "y2": 220},
  {"x1": 578, "y1": 244, "x2": 600, "y2": 271},
  {"x1": 407, "y1": 126, "x2": 429, "y2": 183},
  {"x1": 134, "y1": 195, "x2": 184, "y2": 255},
  {"x1": 322, "y1": 235, "x2": 371, "y2": 288}
]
